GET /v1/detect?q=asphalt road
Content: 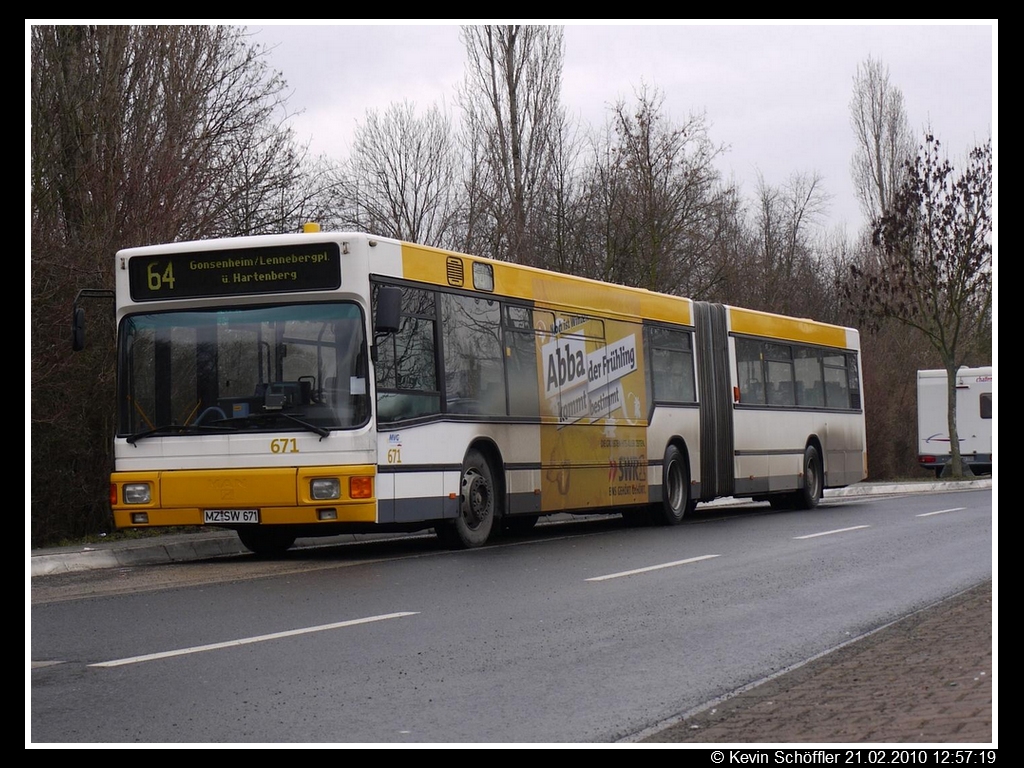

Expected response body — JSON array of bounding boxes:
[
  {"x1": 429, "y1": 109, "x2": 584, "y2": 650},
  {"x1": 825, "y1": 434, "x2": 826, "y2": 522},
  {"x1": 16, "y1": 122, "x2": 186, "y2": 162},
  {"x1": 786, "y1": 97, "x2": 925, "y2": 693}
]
[{"x1": 29, "y1": 479, "x2": 996, "y2": 746}]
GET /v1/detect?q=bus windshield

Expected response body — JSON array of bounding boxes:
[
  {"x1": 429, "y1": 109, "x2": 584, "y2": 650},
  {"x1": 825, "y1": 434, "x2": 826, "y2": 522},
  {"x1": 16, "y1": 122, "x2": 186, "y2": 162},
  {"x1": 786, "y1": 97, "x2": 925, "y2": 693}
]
[{"x1": 116, "y1": 302, "x2": 369, "y2": 437}]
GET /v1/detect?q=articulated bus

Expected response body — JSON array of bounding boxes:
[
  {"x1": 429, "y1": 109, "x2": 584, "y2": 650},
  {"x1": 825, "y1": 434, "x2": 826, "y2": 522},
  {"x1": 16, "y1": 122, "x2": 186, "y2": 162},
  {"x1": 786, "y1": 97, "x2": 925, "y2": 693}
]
[{"x1": 71, "y1": 226, "x2": 867, "y2": 554}]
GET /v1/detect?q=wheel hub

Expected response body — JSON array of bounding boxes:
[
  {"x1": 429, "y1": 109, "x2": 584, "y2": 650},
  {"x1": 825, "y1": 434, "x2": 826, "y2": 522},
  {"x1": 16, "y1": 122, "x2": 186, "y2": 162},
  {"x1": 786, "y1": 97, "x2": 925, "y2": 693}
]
[{"x1": 462, "y1": 471, "x2": 491, "y2": 526}]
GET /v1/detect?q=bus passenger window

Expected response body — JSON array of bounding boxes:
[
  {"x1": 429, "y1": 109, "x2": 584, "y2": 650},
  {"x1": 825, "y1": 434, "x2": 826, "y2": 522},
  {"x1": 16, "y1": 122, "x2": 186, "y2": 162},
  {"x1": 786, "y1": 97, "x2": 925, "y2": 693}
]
[
  {"x1": 735, "y1": 338, "x2": 765, "y2": 405},
  {"x1": 794, "y1": 347, "x2": 824, "y2": 407},
  {"x1": 442, "y1": 293, "x2": 506, "y2": 416},
  {"x1": 647, "y1": 325, "x2": 696, "y2": 404},
  {"x1": 823, "y1": 353, "x2": 850, "y2": 409},
  {"x1": 767, "y1": 360, "x2": 795, "y2": 406},
  {"x1": 373, "y1": 284, "x2": 442, "y2": 422},
  {"x1": 824, "y1": 372, "x2": 849, "y2": 408}
]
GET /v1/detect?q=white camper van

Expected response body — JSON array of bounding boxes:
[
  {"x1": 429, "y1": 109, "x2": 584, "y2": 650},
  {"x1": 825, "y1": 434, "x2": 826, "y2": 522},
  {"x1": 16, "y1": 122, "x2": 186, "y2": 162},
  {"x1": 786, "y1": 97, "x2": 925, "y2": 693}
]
[{"x1": 917, "y1": 366, "x2": 993, "y2": 477}]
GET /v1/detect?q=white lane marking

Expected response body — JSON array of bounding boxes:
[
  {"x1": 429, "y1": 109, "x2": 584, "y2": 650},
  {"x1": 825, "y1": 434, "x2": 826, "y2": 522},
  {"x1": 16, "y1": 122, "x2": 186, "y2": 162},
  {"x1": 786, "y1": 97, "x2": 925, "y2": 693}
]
[
  {"x1": 586, "y1": 554, "x2": 720, "y2": 582},
  {"x1": 794, "y1": 525, "x2": 870, "y2": 540},
  {"x1": 89, "y1": 612, "x2": 419, "y2": 668},
  {"x1": 917, "y1": 507, "x2": 966, "y2": 517}
]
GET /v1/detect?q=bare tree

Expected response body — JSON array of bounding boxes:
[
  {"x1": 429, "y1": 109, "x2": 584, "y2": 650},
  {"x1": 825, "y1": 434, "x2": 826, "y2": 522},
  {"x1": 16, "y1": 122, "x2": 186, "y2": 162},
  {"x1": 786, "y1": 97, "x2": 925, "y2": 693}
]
[
  {"x1": 31, "y1": 26, "x2": 314, "y2": 249},
  {"x1": 459, "y1": 25, "x2": 565, "y2": 264},
  {"x1": 814, "y1": 226, "x2": 862, "y2": 326},
  {"x1": 525, "y1": 107, "x2": 592, "y2": 276},
  {"x1": 218, "y1": 123, "x2": 335, "y2": 237},
  {"x1": 850, "y1": 56, "x2": 914, "y2": 224},
  {"x1": 332, "y1": 101, "x2": 463, "y2": 249},
  {"x1": 852, "y1": 133, "x2": 993, "y2": 478},
  {"x1": 30, "y1": 24, "x2": 310, "y2": 544},
  {"x1": 587, "y1": 85, "x2": 734, "y2": 296},
  {"x1": 742, "y1": 170, "x2": 832, "y2": 316}
]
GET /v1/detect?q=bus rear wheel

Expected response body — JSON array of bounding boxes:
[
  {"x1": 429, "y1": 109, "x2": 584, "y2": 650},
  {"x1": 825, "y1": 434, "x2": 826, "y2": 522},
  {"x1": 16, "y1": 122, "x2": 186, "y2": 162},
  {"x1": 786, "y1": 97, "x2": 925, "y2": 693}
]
[
  {"x1": 795, "y1": 445, "x2": 822, "y2": 510},
  {"x1": 236, "y1": 528, "x2": 296, "y2": 556},
  {"x1": 437, "y1": 449, "x2": 501, "y2": 549},
  {"x1": 652, "y1": 445, "x2": 691, "y2": 526}
]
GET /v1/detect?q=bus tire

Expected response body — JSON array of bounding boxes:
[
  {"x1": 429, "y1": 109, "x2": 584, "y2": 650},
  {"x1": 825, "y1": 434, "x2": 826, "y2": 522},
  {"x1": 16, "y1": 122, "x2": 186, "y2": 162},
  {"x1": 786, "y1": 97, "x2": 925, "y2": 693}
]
[
  {"x1": 795, "y1": 445, "x2": 822, "y2": 510},
  {"x1": 237, "y1": 528, "x2": 296, "y2": 556},
  {"x1": 653, "y1": 445, "x2": 690, "y2": 526},
  {"x1": 438, "y1": 448, "x2": 500, "y2": 549}
]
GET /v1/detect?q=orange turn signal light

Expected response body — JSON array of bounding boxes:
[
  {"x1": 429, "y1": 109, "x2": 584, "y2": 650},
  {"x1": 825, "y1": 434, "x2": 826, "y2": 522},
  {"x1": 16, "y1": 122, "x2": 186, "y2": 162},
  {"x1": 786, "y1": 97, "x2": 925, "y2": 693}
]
[{"x1": 350, "y1": 476, "x2": 373, "y2": 499}]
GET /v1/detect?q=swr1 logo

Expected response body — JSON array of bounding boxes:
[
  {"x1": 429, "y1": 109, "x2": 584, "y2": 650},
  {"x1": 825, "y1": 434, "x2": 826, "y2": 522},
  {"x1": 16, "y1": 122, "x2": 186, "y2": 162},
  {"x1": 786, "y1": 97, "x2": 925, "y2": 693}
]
[{"x1": 609, "y1": 456, "x2": 646, "y2": 482}]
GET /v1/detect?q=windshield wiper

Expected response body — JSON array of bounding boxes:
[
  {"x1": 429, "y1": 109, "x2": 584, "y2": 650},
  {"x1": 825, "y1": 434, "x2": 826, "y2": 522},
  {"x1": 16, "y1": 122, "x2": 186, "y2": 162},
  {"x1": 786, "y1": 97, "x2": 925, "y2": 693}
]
[
  {"x1": 126, "y1": 423, "x2": 237, "y2": 445},
  {"x1": 211, "y1": 411, "x2": 330, "y2": 439}
]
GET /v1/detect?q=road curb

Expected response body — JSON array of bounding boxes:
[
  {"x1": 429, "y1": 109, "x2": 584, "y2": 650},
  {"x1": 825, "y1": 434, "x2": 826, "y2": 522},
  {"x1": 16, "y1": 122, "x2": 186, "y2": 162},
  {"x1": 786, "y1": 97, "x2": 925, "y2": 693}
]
[
  {"x1": 30, "y1": 534, "x2": 246, "y2": 576},
  {"x1": 826, "y1": 478, "x2": 992, "y2": 497}
]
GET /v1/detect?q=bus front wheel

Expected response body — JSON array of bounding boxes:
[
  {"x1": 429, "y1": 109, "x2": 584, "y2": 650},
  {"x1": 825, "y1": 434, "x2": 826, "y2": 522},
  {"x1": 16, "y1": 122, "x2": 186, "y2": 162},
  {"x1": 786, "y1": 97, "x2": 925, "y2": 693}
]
[
  {"x1": 795, "y1": 445, "x2": 822, "y2": 510},
  {"x1": 437, "y1": 449, "x2": 500, "y2": 548},
  {"x1": 653, "y1": 445, "x2": 691, "y2": 525}
]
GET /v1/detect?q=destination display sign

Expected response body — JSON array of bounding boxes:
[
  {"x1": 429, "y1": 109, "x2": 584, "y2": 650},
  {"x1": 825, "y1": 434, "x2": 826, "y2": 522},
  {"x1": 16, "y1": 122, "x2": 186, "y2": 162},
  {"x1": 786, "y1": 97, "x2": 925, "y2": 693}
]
[{"x1": 128, "y1": 242, "x2": 341, "y2": 301}]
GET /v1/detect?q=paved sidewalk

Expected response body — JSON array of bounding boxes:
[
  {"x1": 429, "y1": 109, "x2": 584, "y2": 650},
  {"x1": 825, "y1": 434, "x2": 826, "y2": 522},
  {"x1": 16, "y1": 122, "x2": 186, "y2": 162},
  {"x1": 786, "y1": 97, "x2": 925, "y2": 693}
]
[{"x1": 638, "y1": 580, "x2": 994, "y2": 744}]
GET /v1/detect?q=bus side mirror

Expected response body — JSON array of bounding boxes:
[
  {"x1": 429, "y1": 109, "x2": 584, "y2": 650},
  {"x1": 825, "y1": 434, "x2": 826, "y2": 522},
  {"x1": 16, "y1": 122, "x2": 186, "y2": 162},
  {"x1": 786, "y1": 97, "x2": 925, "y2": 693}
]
[
  {"x1": 70, "y1": 288, "x2": 115, "y2": 352},
  {"x1": 71, "y1": 307, "x2": 86, "y2": 352},
  {"x1": 374, "y1": 286, "x2": 402, "y2": 335}
]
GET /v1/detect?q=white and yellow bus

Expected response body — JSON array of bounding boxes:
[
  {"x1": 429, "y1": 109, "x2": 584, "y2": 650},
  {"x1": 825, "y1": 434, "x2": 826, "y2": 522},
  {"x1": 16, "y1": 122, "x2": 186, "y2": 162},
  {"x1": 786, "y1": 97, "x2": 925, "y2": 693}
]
[{"x1": 72, "y1": 226, "x2": 867, "y2": 554}]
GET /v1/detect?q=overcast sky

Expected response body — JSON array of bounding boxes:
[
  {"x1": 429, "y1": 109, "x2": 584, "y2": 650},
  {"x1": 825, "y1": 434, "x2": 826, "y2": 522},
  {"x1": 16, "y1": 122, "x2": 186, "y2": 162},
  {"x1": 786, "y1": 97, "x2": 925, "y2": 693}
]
[{"x1": 247, "y1": 21, "x2": 995, "y2": 237}]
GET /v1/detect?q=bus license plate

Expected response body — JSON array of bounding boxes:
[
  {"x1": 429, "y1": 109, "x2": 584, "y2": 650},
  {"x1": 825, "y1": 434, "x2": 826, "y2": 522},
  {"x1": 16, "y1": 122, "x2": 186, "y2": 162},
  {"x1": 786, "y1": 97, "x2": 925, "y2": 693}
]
[{"x1": 204, "y1": 509, "x2": 260, "y2": 524}]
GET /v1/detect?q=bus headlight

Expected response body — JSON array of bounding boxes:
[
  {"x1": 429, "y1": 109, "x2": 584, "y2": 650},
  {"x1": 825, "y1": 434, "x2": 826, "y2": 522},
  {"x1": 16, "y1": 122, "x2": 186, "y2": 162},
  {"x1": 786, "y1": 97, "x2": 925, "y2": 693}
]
[
  {"x1": 123, "y1": 483, "x2": 152, "y2": 504},
  {"x1": 310, "y1": 478, "x2": 341, "y2": 500}
]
